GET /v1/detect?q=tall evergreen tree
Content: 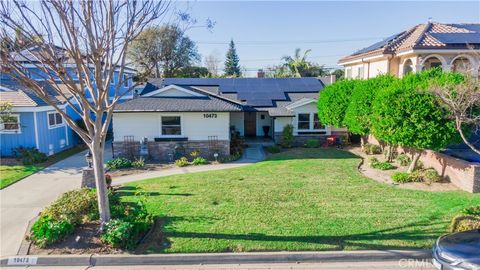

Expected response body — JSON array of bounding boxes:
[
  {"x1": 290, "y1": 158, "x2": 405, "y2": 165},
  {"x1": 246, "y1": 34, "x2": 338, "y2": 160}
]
[{"x1": 224, "y1": 40, "x2": 241, "y2": 77}]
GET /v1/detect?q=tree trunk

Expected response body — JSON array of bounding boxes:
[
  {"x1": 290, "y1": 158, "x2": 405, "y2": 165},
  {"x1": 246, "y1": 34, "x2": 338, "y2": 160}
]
[
  {"x1": 386, "y1": 144, "x2": 394, "y2": 162},
  {"x1": 91, "y1": 139, "x2": 111, "y2": 227},
  {"x1": 407, "y1": 153, "x2": 421, "y2": 173},
  {"x1": 360, "y1": 136, "x2": 366, "y2": 148}
]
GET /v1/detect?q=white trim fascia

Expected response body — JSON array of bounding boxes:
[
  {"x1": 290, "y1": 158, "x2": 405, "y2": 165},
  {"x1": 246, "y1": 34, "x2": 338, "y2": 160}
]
[
  {"x1": 11, "y1": 103, "x2": 67, "y2": 112},
  {"x1": 339, "y1": 54, "x2": 390, "y2": 65},
  {"x1": 396, "y1": 49, "x2": 480, "y2": 57},
  {"x1": 33, "y1": 111, "x2": 40, "y2": 149},
  {"x1": 286, "y1": 98, "x2": 317, "y2": 110},
  {"x1": 143, "y1": 85, "x2": 205, "y2": 97}
]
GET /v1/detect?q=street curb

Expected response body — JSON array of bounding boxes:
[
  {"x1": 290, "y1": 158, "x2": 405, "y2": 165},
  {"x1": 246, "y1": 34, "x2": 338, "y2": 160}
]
[{"x1": 0, "y1": 249, "x2": 432, "y2": 267}]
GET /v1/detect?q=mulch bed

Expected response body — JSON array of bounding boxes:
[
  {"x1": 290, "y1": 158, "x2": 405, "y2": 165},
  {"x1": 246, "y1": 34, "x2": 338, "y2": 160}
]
[{"x1": 107, "y1": 163, "x2": 174, "y2": 178}]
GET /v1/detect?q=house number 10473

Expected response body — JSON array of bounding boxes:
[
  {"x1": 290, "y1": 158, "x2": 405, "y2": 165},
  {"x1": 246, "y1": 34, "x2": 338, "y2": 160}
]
[{"x1": 203, "y1": 113, "x2": 217, "y2": 118}]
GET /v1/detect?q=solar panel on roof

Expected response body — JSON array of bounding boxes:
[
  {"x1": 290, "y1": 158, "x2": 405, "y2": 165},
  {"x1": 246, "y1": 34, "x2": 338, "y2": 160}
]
[
  {"x1": 431, "y1": 33, "x2": 480, "y2": 44},
  {"x1": 352, "y1": 32, "x2": 404, "y2": 55}
]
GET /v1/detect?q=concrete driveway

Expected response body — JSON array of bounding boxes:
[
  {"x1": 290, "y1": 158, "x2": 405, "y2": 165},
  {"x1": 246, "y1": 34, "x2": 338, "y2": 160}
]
[{"x1": 0, "y1": 145, "x2": 264, "y2": 257}]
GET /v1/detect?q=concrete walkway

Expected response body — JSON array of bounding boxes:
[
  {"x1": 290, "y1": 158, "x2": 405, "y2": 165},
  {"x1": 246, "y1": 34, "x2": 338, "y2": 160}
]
[{"x1": 0, "y1": 145, "x2": 265, "y2": 257}]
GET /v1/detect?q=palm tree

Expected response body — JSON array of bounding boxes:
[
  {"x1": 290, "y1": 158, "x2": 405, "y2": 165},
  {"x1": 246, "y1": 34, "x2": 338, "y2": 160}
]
[{"x1": 282, "y1": 48, "x2": 312, "y2": 77}]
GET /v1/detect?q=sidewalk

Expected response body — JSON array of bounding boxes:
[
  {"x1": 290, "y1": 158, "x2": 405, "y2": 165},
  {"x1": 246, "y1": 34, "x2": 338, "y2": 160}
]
[{"x1": 0, "y1": 145, "x2": 265, "y2": 257}]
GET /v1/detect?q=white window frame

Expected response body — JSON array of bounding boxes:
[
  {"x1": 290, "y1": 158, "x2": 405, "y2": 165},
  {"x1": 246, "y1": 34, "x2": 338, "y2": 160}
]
[
  {"x1": 296, "y1": 112, "x2": 326, "y2": 132},
  {"x1": 0, "y1": 114, "x2": 21, "y2": 134},
  {"x1": 160, "y1": 115, "x2": 183, "y2": 137},
  {"x1": 297, "y1": 113, "x2": 311, "y2": 131},
  {"x1": 47, "y1": 111, "x2": 65, "y2": 129}
]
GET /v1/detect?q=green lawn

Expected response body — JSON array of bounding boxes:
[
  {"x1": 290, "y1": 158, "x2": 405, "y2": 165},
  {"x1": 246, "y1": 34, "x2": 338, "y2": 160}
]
[
  {"x1": 0, "y1": 146, "x2": 86, "y2": 189},
  {"x1": 119, "y1": 148, "x2": 480, "y2": 253}
]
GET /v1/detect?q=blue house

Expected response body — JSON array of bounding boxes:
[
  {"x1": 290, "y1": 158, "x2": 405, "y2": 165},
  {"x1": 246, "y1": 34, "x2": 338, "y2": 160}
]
[{"x1": 0, "y1": 49, "x2": 135, "y2": 157}]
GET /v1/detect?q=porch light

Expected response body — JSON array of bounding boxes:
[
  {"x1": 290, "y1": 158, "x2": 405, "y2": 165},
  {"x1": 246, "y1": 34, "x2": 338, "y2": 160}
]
[{"x1": 85, "y1": 151, "x2": 93, "y2": 168}]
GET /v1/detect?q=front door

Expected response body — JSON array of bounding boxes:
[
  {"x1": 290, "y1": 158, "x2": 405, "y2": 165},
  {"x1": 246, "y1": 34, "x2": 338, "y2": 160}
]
[{"x1": 244, "y1": 112, "x2": 256, "y2": 136}]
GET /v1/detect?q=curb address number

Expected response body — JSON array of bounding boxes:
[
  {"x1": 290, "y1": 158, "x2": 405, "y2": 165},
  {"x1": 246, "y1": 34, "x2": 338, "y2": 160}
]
[
  {"x1": 203, "y1": 113, "x2": 217, "y2": 118},
  {"x1": 8, "y1": 256, "x2": 38, "y2": 265}
]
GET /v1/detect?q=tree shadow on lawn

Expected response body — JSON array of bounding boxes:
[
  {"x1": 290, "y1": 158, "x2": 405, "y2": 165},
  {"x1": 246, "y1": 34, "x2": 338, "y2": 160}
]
[
  {"x1": 115, "y1": 186, "x2": 194, "y2": 197},
  {"x1": 267, "y1": 148, "x2": 361, "y2": 161},
  {"x1": 138, "y1": 215, "x2": 446, "y2": 253}
]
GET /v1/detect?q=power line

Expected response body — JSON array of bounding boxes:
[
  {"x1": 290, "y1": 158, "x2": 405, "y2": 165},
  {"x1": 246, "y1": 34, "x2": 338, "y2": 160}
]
[
  {"x1": 196, "y1": 37, "x2": 384, "y2": 45},
  {"x1": 239, "y1": 54, "x2": 346, "y2": 62}
]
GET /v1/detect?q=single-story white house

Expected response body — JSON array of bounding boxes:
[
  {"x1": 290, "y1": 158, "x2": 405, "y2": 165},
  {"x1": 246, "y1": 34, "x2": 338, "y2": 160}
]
[{"x1": 112, "y1": 77, "x2": 346, "y2": 161}]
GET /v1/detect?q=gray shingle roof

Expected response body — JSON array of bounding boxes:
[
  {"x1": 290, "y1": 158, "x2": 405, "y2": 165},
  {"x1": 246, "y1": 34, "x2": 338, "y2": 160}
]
[
  {"x1": 142, "y1": 77, "x2": 324, "y2": 107},
  {"x1": 0, "y1": 79, "x2": 72, "y2": 106},
  {"x1": 114, "y1": 96, "x2": 246, "y2": 112}
]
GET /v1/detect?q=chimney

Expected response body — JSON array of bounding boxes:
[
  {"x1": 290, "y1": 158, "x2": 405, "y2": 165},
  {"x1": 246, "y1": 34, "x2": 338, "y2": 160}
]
[{"x1": 257, "y1": 69, "x2": 265, "y2": 78}]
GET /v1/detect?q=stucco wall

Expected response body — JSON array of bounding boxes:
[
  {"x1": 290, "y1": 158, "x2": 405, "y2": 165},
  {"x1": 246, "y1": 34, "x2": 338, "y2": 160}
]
[
  {"x1": 368, "y1": 60, "x2": 389, "y2": 78},
  {"x1": 274, "y1": 117, "x2": 293, "y2": 133},
  {"x1": 113, "y1": 112, "x2": 230, "y2": 141},
  {"x1": 256, "y1": 112, "x2": 272, "y2": 136},
  {"x1": 366, "y1": 135, "x2": 480, "y2": 193}
]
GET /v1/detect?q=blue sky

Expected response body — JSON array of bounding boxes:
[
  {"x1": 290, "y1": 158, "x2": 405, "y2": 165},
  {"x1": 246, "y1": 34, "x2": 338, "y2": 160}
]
[{"x1": 175, "y1": 1, "x2": 480, "y2": 76}]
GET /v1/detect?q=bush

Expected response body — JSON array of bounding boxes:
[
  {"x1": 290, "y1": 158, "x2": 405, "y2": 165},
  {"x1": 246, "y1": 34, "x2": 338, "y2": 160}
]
[
  {"x1": 230, "y1": 131, "x2": 244, "y2": 155},
  {"x1": 30, "y1": 215, "x2": 75, "y2": 248},
  {"x1": 220, "y1": 152, "x2": 242, "y2": 163},
  {"x1": 103, "y1": 199, "x2": 153, "y2": 250},
  {"x1": 462, "y1": 206, "x2": 480, "y2": 216},
  {"x1": 408, "y1": 170, "x2": 424, "y2": 182},
  {"x1": 265, "y1": 145, "x2": 281, "y2": 153},
  {"x1": 106, "y1": 157, "x2": 132, "y2": 169},
  {"x1": 14, "y1": 147, "x2": 48, "y2": 165},
  {"x1": 449, "y1": 215, "x2": 480, "y2": 233},
  {"x1": 305, "y1": 139, "x2": 319, "y2": 148},
  {"x1": 391, "y1": 172, "x2": 411, "y2": 183},
  {"x1": 281, "y1": 124, "x2": 294, "y2": 148},
  {"x1": 396, "y1": 154, "x2": 411, "y2": 166},
  {"x1": 370, "y1": 160, "x2": 395, "y2": 170},
  {"x1": 423, "y1": 168, "x2": 441, "y2": 183},
  {"x1": 175, "y1": 157, "x2": 189, "y2": 167},
  {"x1": 192, "y1": 157, "x2": 209, "y2": 165},
  {"x1": 190, "y1": 150, "x2": 201, "y2": 159},
  {"x1": 29, "y1": 188, "x2": 97, "y2": 247},
  {"x1": 131, "y1": 157, "x2": 145, "y2": 168},
  {"x1": 101, "y1": 219, "x2": 134, "y2": 249},
  {"x1": 363, "y1": 143, "x2": 382, "y2": 155}
]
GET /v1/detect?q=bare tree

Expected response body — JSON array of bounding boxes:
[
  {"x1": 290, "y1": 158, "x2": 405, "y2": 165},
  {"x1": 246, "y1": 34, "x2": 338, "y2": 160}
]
[
  {"x1": 431, "y1": 75, "x2": 480, "y2": 155},
  {"x1": 204, "y1": 52, "x2": 221, "y2": 77},
  {"x1": 0, "y1": 0, "x2": 170, "y2": 226}
]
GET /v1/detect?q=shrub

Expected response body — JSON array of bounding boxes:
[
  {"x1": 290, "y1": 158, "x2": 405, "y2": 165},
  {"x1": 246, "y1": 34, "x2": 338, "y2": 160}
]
[
  {"x1": 103, "y1": 199, "x2": 153, "y2": 250},
  {"x1": 220, "y1": 152, "x2": 242, "y2": 163},
  {"x1": 14, "y1": 147, "x2": 47, "y2": 165},
  {"x1": 192, "y1": 157, "x2": 209, "y2": 165},
  {"x1": 105, "y1": 174, "x2": 112, "y2": 189},
  {"x1": 391, "y1": 172, "x2": 411, "y2": 183},
  {"x1": 368, "y1": 157, "x2": 378, "y2": 163},
  {"x1": 396, "y1": 154, "x2": 411, "y2": 166},
  {"x1": 370, "y1": 161, "x2": 395, "y2": 170},
  {"x1": 363, "y1": 143, "x2": 382, "y2": 155},
  {"x1": 408, "y1": 170, "x2": 424, "y2": 182},
  {"x1": 29, "y1": 188, "x2": 97, "y2": 247},
  {"x1": 317, "y1": 79, "x2": 357, "y2": 127},
  {"x1": 190, "y1": 150, "x2": 201, "y2": 159},
  {"x1": 265, "y1": 145, "x2": 281, "y2": 153},
  {"x1": 30, "y1": 215, "x2": 75, "y2": 248},
  {"x1": 449, "y1": 215, "x2": 480, "y2": 233},
  {"x1": 230, "y1": 131, "x2": 244, "y2": 155},
  {"x1": 101, "y1": 219, "x2": 134, "y2": 249},
  {"x1": 131, "y1": 157, "x2": 145, "y2": 168},
  {"x1": 281, "y1": 124, "x2": 294, "y2": 148},
  {"x1": 175, "y1": 157, "x2": 189, "y2": 167},
  {"x1": 462, "y1": 206, "x2": 480, "y2": 216},
  {"x1": 423, "y1": 168, "x2": 441, "y2": 183},
  {"x1": 106, "y1": 157, "x2": 132, "y2": 169},
  {"x1": 305, "y1": 139, "x2": 320, "y2": 148}
]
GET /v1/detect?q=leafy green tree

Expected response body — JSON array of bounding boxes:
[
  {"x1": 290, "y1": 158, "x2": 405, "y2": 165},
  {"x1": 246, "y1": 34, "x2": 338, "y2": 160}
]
[
  {"x1": 317, "y1": 79, "x2": 358, "y2": 128},
  {"x1": 267, "y1": 48, "x2": 327, "y2": 78},
  {"x1": 331, "y1": 69, "x2": 345, "y2": 81},
  {"x1": 344, "y1": 75, "x2": 396, "y2": 150},
  {"x1": 371, "y1": 69, "x2": 460, "y2": 172},
  {"x1": 224, "y1": 40, "x2": 241, "y2": 77},
  {"x1": 128, "y1": 25, "x2": 200, "y2": 78},
  {"x1": 176, "y1": 66, "x2": 210, "y2": 78}
]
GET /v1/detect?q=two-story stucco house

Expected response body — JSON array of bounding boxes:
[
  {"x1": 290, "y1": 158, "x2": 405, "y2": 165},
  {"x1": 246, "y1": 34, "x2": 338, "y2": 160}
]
[
  {"x1": 339, "y1": 22, "x2": 480, "y2": 79},
  {"x1": 112, "y1": 77, "x2": 346, "y2": 161}
]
